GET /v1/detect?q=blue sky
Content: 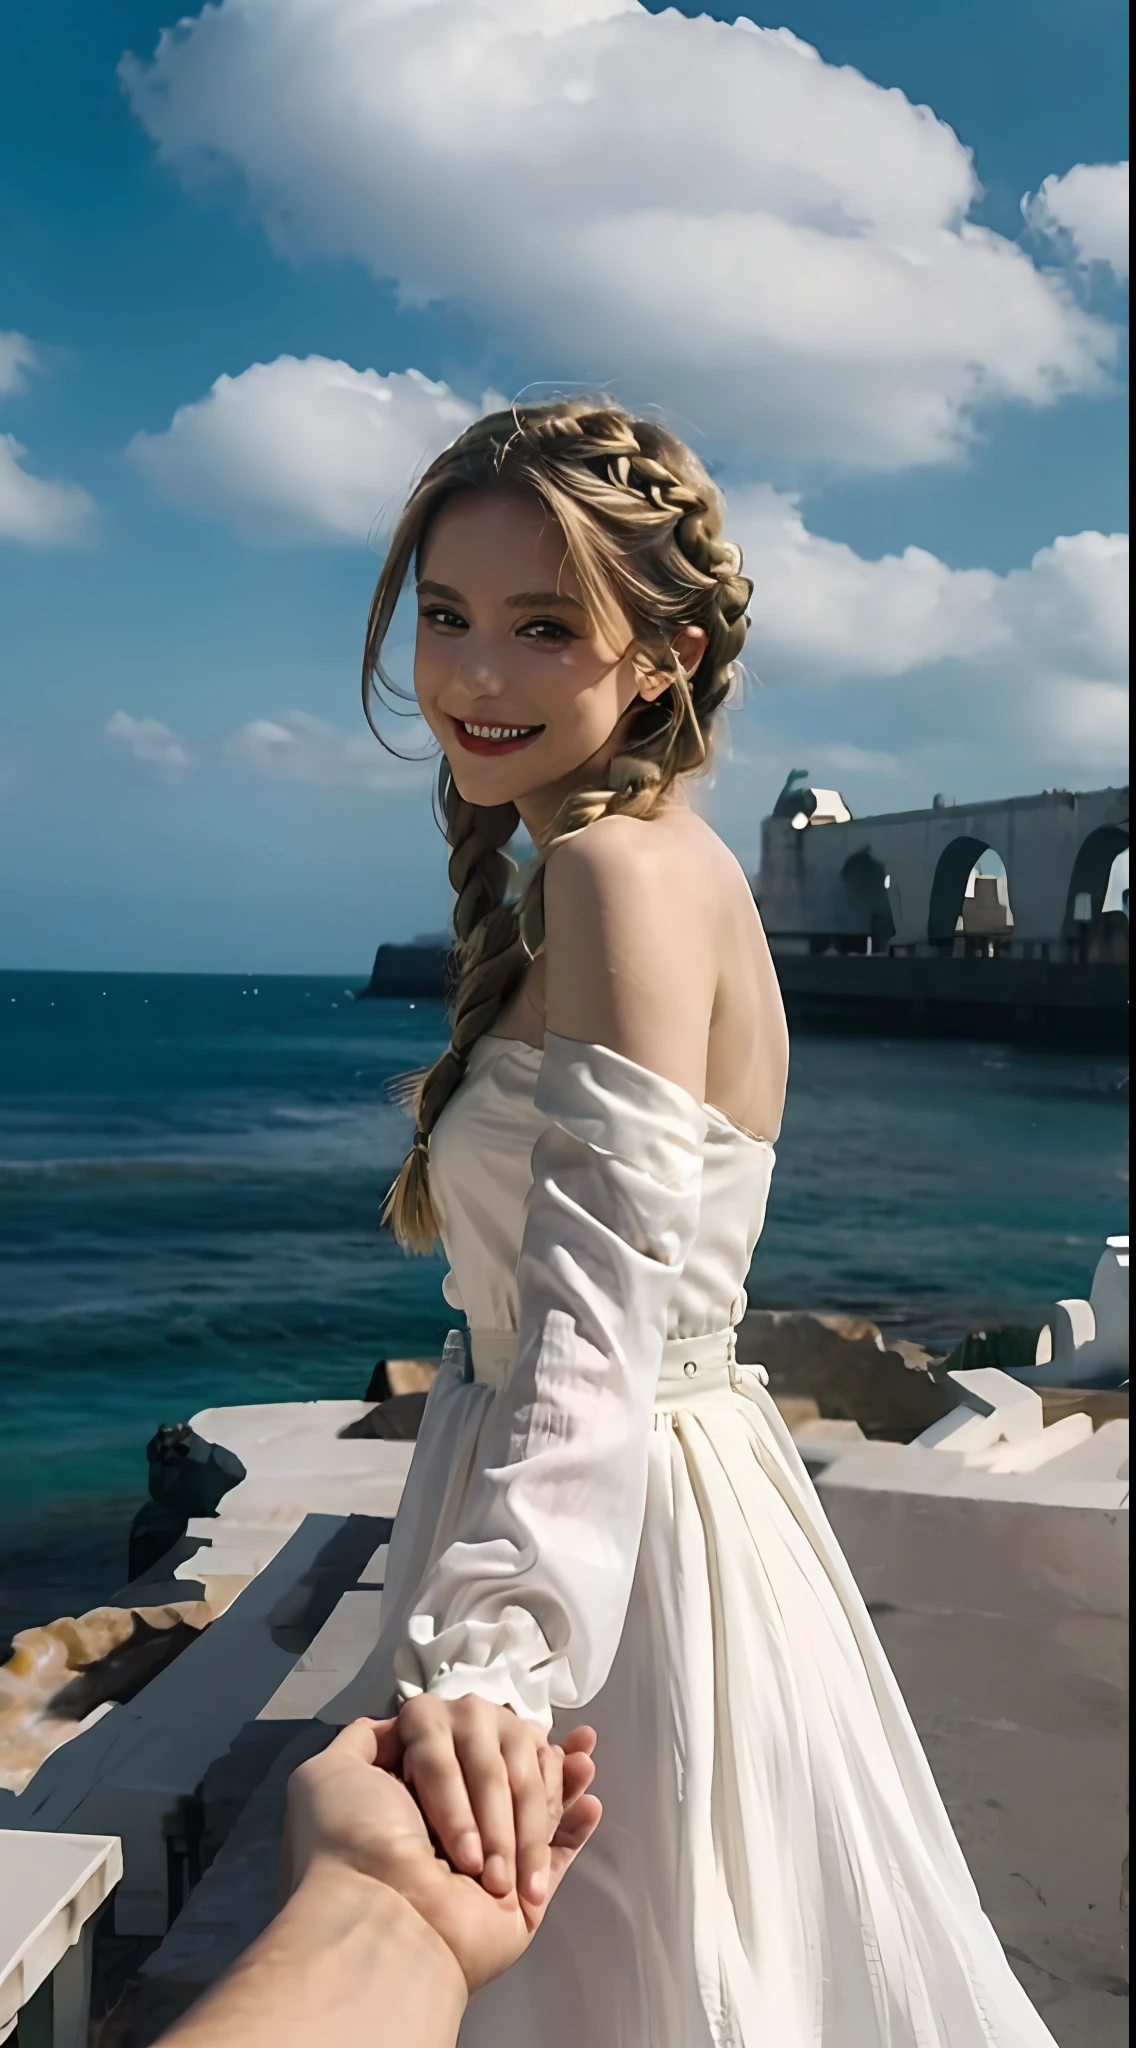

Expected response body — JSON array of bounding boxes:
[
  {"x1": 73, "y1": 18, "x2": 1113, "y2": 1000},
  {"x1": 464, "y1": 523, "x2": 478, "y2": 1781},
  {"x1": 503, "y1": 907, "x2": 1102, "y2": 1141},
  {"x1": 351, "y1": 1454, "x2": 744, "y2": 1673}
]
[{"x1": 0, "y1": 0, "x2": 1128, "y2": 973}]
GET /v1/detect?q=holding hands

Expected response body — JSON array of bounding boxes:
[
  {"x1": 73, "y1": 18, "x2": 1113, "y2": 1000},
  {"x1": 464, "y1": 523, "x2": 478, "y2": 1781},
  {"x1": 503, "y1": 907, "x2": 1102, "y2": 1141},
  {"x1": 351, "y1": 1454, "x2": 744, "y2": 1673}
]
[
  {"x1": 284, "y1": 1703, "x2": 599, "y2": 1991},
  {"x1": 395, "y1": 1692, "x2": 574, "y2": 1912},
  {"x1": 160, "y1": 1710, "x2": 600, "y2": 2048}
]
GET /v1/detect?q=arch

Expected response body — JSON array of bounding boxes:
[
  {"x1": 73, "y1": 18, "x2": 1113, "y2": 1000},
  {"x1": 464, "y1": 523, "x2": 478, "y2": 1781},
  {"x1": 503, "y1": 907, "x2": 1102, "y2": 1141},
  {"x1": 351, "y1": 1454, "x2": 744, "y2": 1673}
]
[
  {"x1": 1062, "y1": 824, "x2": 1130, "y2": 936},
  {"x1": 840, "y1": 846, "x2": 895, "y2": 953},
  {"x1": 927, "y1": 836, "x2": 990, "y2": 946}
]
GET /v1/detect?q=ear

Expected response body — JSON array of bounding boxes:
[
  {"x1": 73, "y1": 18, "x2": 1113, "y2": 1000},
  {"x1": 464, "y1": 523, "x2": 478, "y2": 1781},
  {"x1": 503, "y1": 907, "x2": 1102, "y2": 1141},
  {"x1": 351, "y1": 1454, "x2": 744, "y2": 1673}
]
[
  {"x1": 636, "y1": 624, "x2": 708, "y2": 702},
  {"x1": 672, "y1": 624, "x2": 708, "y2": 679}
]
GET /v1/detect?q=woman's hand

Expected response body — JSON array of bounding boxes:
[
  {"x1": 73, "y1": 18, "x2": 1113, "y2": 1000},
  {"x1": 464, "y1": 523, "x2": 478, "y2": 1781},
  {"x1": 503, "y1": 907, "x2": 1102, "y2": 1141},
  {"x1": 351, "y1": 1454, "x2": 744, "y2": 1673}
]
[
  {"x1": 282, "y1": 1715, "x2": 600, "y2": 1996},
  {"x1": 396, "y1": 1692, "x2": 568, "y2": 1907}
]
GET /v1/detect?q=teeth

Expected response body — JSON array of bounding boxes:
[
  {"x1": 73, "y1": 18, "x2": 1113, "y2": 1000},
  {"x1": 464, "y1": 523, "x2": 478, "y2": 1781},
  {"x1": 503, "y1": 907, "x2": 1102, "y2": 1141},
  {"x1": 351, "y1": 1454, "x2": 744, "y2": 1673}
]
[{"x1": 462, "y1": 722, "x2": 536, "y2": 740}]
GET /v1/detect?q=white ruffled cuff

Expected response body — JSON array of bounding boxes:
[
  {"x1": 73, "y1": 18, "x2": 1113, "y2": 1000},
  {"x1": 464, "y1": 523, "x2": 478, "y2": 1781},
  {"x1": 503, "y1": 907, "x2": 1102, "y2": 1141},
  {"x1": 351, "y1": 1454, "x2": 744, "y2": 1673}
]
[{"x1": 394, "y1": 1607, "x2": 561, "y2": 1732}]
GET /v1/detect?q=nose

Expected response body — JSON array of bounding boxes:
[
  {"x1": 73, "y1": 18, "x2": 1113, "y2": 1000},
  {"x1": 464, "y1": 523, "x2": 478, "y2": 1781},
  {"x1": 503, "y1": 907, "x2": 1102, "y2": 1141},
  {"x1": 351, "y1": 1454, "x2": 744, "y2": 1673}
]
[{"x1": 450, "y1": 659, "x2": 506, "y2": 704}]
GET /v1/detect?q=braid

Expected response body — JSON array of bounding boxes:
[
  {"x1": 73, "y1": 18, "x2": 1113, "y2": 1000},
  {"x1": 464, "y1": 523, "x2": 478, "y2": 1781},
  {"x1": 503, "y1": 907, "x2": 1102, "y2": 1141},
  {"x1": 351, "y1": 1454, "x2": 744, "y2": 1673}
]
[
  {"x1": 369, "y1": 395, "x2": 753, "y2": 1250},
  {"x1": 381, "y1": 769, "x2": 528, "y2": 1250},
  {"x1": 524, "y1": 405, "x2": 752, "y2": 719}
]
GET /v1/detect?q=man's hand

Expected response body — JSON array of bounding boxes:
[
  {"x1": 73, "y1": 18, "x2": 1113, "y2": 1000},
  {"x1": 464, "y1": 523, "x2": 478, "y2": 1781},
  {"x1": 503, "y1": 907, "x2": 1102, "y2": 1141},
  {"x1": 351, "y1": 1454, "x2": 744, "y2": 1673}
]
[{"x1": 282, "y1": 1716, "x2": 600, "y2": 1994}]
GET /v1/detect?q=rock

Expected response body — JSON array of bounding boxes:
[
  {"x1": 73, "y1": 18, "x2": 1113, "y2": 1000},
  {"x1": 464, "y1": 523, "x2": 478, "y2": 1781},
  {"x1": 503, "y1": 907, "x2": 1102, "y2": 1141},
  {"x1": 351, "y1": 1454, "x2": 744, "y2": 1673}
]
[
  {"x1": 363, "y1": 1358, "x2": 439, "y2": 1402},
  {"x1": 128, "y1": 1424, "x2": 247, "y2": 1581},
  {"x1": 735, "y1": 1309, "x2": 956, "y2": 1437},
  {"x1": 355, "y1": 942, "x2": 449, "y2": 1000},
  {"x1": 1033, "y1": 1385, "x2": 1129, "y2": 1431},
  {"x1": 339, "y1": 1393, "x2": 429, "y2": 1441},
  {"x1": 0, "y1": 1600, "x2": 214, "y2": 1794}
]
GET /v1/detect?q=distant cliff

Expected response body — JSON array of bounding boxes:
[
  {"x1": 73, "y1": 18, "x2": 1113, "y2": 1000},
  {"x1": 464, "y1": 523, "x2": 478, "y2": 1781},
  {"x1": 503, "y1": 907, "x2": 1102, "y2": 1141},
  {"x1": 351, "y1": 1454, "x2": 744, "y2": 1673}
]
[{"x1": 357, "y1": 940, "x2": 449, "y2": 1000}]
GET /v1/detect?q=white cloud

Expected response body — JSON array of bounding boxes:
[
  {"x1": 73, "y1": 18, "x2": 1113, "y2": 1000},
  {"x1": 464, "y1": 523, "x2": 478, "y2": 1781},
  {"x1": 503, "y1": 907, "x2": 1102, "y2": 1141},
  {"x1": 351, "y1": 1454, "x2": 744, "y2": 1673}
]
[
  {"x1": 1039, "y1": 677, "x2": 1129, "y2": 771},
  {"x1": 0, "y1": 331, "x2": 96, "y2": 544},
  {"x1": 120, "y1": 0, "x2": 1119, "y2": 476},
  {"x1": 0, "y1": 331, "x2": 40, "y2": 398},
  {"x1": 734, "y1": 490, "x2": 1129, "y2": 702},
  {"x1": 0, "y1": 433, "x2": 95, "y2": 546},
  {"x1": 106, "y1": 702, "x2": 427, "y2": 790},
  {"x1": 1025, "y1": 162, "x2": 1129, "y2": 280},
  {"x1": 224, "y1": 710, "x2": 421, "y2": 788},
  {"x1": 106, "y1": 711, "x2": 195, "y2": 778},
  {"x1": 128, "y1": 356, "x2": 493, "y2": 543},
  {"x1": 718, "y1": 498, "x2": 1128, "y2": 809}
]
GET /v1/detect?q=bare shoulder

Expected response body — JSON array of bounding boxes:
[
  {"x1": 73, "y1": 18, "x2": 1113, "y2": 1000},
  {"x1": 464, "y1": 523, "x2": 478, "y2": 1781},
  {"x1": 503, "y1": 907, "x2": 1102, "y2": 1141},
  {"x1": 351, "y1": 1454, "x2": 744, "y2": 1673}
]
[
  {"x1": 540, "y1": 810, "x2": 727, "y2": 1097},
  {"x1": 545, "y1": 807, "x2": 673, "y2": 880},
  {"x1": 545, "y1": 806, "x2": 735, "y2": 913},
  {"x1": 542, "y1": 807, "x2": 784, "y2": 1135}
]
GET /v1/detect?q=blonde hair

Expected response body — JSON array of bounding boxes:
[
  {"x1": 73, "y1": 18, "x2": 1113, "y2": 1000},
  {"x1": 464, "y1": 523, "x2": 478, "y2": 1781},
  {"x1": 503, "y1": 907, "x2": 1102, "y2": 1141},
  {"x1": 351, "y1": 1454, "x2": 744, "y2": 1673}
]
[{"x1": 364, "y1": 398, "x2": 752, "y2": 1250}]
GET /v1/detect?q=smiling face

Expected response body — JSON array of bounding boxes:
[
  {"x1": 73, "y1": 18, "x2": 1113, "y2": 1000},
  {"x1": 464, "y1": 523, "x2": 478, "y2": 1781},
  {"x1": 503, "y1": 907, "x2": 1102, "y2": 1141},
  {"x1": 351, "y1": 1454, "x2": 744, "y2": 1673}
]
[{"x1": 413, "y1": 488, "x2": 657, "y2": 833}]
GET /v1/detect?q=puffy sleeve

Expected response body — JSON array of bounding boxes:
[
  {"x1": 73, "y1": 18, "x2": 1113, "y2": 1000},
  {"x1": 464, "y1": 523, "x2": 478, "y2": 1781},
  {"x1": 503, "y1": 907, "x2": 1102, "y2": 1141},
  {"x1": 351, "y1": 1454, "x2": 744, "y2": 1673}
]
[{"x1": 393, "y1": 1031, "x2": 706, "y2": 1732}]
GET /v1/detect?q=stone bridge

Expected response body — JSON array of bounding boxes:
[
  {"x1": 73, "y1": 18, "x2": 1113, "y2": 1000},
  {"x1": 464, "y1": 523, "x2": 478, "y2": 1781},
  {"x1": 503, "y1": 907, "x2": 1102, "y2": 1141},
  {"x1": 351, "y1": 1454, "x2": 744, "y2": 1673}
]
[{"x1": 757, "y1": 786, "x2": 1129, "y2": 958}]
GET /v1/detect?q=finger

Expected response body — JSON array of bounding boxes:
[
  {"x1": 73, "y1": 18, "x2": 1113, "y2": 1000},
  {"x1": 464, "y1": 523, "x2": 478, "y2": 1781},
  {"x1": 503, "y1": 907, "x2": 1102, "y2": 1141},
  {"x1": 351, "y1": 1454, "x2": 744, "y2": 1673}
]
[
  {"x1": 452, "y1": 1715, "x2": 517, "y2": 1897},
  {"x1": 326, "y1": 1718, "x2": 384, "y2": 1766},
  {"x1": 548, "y1": 1792, "x2": 603, "y2": 1884},
  {"x1": 503, "y1": 1724, "x2": 555, "y2": 1907},
  {"x1": 537, "y1": 1738, "x2": 564, "y2": 1833},
  {"x1": 516, "y1": 1792, "x2": 603, "y2": 1937},
  {"x1": 560, "y1": 1748, "x2": 596, "y2": 1809},
  {"x1": 558, "y1": 1724, "x2": 597, "y2": 1760},
  {"x1": 401, "y1": 1712, "x2": 484, "y2": 1876},
  {"x1": 366, "y1": 1717, "x2": 404, "y2": 1773}
]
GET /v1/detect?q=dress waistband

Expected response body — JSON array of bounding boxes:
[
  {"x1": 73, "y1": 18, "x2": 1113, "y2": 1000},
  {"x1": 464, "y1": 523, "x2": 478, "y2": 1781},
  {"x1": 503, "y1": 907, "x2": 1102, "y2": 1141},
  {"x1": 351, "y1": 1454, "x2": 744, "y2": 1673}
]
[{"x1": 444, "y1": 1326, "x2": 768, "y2": 1409}]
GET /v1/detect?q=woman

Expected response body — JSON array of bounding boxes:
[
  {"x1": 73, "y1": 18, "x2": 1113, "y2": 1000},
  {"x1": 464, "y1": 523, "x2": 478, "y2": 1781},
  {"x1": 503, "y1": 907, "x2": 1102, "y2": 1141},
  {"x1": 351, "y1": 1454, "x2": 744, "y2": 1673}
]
[{"x1": 328, "y1": 401, "x2": 1056, "y2": 2046}]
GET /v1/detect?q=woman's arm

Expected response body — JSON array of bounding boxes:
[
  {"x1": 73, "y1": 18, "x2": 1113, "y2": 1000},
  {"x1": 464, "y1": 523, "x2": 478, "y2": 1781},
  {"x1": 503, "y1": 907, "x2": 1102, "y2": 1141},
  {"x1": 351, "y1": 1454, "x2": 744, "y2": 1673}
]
[{"x1": 393, "y1": 819, "x2": 716, "y2": 1900}]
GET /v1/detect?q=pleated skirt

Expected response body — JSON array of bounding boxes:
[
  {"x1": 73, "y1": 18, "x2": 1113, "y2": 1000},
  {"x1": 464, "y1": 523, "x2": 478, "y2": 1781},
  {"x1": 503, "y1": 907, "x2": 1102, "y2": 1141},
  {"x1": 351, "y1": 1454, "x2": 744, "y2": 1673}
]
[{"x1": 337, "y1": 1359, "x2": 1057, "y2": 2047}]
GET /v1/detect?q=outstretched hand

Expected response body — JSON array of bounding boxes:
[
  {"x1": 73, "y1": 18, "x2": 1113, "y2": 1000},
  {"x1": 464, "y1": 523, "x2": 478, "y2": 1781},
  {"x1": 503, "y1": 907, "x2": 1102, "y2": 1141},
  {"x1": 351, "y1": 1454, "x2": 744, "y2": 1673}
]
[{"x1": 282, "y1": 1714, "x2": 600, "y2": 1994}]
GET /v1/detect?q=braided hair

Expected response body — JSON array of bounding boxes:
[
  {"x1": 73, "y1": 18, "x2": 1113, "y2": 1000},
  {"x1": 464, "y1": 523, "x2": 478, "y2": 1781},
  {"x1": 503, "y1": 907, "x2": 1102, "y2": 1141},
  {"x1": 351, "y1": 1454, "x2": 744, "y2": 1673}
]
[{"x1": 364, "y1": 399, "x2": 752, "y2": 1250}]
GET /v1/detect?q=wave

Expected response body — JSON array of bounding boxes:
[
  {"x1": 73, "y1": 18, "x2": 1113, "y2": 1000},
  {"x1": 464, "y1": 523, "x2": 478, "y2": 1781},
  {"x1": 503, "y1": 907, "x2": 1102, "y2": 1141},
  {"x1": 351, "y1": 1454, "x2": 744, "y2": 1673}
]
[{"x1": 0, "y1": 1151, "x2": 402, "y2": 1189}]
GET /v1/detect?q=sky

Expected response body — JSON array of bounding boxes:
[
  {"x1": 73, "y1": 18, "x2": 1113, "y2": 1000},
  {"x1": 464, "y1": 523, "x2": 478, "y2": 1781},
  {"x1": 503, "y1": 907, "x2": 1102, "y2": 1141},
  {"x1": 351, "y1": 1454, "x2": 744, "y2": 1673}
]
[{"x1": 0, "y1": 0, "x2": 1129, "y2": 974}]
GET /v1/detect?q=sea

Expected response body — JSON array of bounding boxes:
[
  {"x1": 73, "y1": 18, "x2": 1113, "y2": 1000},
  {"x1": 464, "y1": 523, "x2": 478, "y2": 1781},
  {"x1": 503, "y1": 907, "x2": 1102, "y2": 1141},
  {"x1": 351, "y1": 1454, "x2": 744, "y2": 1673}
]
[{"x1": 0, "y1": 969, "x2": 1128, "y2": 1648}]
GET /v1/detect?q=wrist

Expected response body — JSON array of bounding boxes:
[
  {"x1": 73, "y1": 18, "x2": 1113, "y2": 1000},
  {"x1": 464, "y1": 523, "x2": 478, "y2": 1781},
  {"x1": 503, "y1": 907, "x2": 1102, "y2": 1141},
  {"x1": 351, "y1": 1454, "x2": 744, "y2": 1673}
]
[{"x1": 297, "y1": 1857, "x2": 468, "y2": 2004}]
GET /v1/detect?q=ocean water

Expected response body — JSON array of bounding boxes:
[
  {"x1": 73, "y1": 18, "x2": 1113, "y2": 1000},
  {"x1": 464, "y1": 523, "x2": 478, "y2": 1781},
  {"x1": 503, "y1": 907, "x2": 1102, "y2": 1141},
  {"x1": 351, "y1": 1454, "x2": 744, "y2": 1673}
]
[{"x1": 0, "y1": 969, "x2": 1127, "y2": 1645}]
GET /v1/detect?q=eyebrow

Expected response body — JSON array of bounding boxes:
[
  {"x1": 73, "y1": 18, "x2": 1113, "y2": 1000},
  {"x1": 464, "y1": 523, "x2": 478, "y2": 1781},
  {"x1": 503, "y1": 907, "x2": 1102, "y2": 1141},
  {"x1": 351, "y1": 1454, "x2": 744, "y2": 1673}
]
[
  {"x1": 504, "y1": 589, "x2": 586, "y2": 611},
  {"x1": 416, "y1": 579, "x2": 585, "y2": 611}
]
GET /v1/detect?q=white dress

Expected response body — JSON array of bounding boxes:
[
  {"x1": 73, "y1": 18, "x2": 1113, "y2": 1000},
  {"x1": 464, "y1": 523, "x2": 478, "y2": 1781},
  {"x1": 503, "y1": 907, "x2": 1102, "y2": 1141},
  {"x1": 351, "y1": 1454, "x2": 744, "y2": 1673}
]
[{"x1": 329, "y1": 1032, "x2": 1056, "y2": 2047}]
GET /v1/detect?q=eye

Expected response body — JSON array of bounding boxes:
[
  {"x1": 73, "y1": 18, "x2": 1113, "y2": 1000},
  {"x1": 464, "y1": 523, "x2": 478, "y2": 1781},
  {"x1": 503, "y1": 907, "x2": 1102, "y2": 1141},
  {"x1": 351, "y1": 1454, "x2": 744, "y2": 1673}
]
[
  {"x1": 419, "y1": 604, "x2": 468, "y2": 632},
  {"x1": 517, "y1": 616, "x2": 576, "y2": 643}
]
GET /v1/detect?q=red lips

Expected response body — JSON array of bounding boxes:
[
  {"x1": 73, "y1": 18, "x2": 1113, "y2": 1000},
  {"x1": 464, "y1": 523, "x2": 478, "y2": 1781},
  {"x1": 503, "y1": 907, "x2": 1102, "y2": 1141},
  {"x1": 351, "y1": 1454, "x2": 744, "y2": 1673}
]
[{"x1": 451, "y1": 718, "x2": 544, "y2": 757}]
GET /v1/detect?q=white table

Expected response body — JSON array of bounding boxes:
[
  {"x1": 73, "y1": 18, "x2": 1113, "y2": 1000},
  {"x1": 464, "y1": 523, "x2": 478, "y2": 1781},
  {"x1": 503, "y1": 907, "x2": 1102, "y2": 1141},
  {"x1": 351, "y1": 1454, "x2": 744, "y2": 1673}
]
[{"x1": 0, "y1": 1829, "x2": 121, "y2": 2046}]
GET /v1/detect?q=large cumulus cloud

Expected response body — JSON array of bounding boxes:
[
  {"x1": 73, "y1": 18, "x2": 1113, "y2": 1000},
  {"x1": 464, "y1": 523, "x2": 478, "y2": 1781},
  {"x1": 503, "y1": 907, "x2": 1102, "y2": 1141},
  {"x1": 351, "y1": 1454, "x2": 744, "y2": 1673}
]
[
  {"x1": 121, "y1": 0, "x2": 1119, "y2": 475},
  {"x1": 128, "y1": 356, "x2": 493, "y2": 542}
]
